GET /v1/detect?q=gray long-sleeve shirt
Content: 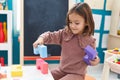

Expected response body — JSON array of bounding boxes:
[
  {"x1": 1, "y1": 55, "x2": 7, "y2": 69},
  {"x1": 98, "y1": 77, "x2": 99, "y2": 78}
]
[{"x1": 40, "y1": 28, "x2": 96, "y2": 75}]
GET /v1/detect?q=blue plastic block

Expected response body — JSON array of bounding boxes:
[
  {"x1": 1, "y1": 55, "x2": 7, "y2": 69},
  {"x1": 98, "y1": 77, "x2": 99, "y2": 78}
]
[
  {"x1": 33, "y1": 45, "x2": 48, "y2": 58},
  {"x1": 39, "y1": 45, "x2": 48, "y2": 58},
  {"x1": 33, "y1": 45, "x2": 40, "y2": 55}
]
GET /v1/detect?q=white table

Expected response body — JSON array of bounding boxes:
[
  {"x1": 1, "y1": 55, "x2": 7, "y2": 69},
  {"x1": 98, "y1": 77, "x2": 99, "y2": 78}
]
[
  {"x1": 101, "y1": 51, "x2": 114, "y2": 80},
  {"x1": 101, "y1": 51, "x2": 119, "y2": 80},
  {"x1": 0, "y1": 65, "x2": 54, "y2": 80}
]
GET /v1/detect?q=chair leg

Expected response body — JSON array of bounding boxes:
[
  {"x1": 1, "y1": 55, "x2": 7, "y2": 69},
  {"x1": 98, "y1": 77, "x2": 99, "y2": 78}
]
[{"x1": 85, "y1": 74, "x2": 96, "y2": 80}]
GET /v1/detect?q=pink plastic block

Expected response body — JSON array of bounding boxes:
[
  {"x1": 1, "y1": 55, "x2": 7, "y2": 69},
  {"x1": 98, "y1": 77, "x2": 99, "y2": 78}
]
[
  {"x1": 36, "y1": 59, "x2": 44, "y2": 69},
  {"x1": 0, "y1": 57, "x2": 5, "y2": 66},
  {"x1": 41, "y1": 62, "x2": 48, "y2": 74},
  {"x1": 36, "y1": 58, "x2": 48, "y2": 74}
]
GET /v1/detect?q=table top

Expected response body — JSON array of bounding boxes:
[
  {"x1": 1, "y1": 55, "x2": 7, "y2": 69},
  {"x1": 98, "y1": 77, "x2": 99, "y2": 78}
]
[{"x1": 0, "y1": 65, "x2": 54, "y2": 80}]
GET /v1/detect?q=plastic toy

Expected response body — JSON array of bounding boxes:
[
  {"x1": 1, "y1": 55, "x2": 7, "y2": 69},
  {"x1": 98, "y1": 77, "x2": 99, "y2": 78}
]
[
  {"x1": 0, "y1": 69, "x2": 7, "y2": 79},
  {"x1": 34, "y1": 45, "x2": 48, "y2": 58},
  {"x1": 113, "y1": 58, "x2": 120, "y2": 64},
  {"x1": 36, "y1": 59, "x2": 48, "y2": 74},
  {"x1": 0, "y1": 73, "x2": 7, "y2": 79},
  {"x1": 3, "y1": 22, "x2": 7, "y2": 42},
  {"x1": 107, "y1": 48, "x2": 120, "y2": 54},
  {"x1": 11, "y1": 65, "x2": 23, "y2": 77},
  {"x1": 0, "y1": 57, "x2": 5, "y2": 66},
  {"x1": 83, "y1": 45, "x2": 97, "y2": 65},
  {"x1": 0, "y1": 22, "x2": 5, "y2": 43}
]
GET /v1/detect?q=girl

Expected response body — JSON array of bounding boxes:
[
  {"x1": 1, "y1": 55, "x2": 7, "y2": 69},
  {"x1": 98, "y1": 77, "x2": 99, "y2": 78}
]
[{"x1": 33, "y1": 2, "x2": 100, "y2": 80}]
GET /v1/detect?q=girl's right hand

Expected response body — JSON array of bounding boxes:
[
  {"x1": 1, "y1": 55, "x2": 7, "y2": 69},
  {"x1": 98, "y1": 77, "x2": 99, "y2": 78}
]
[{"x1": 33, "y1": 37, "x2": 44, "y2": 48}]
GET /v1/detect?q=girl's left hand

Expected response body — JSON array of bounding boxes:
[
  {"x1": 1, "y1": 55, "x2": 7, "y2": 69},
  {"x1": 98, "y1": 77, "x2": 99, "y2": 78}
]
[{"x1": 90, "y1": 56, "x2": 100, "y2": 66}]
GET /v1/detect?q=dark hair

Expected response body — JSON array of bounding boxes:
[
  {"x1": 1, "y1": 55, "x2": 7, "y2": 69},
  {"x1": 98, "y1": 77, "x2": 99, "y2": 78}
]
[{"x1": 66, "y1": 2, "x2": 95, "y2": 36}]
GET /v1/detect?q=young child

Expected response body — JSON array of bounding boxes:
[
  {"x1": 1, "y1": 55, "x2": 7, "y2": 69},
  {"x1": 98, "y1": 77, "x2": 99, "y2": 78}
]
[{"x1": 33, "y1": 2, "x2": 100, "y2": 80}]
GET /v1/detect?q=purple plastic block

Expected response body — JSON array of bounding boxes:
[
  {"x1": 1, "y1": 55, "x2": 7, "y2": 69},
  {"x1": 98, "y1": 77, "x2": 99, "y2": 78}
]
[
  {"x1": 84, "y1": 45, "x2": 97, "y2": 60},
  {"x1": 83, "y1": 55, "x2": 91, "y2": 65}
]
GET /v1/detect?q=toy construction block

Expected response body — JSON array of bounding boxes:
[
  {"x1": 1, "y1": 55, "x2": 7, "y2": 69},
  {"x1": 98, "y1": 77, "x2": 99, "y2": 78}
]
[
  {"x1": 83, "y1": 55, "x2": 91, "y2": 65},
  {"x1": 34, "y1": 45, "x2": 48, "y2": 58},
  {"x1": 84, "y1": 45, "x2": 97, "y2": 65},
  {"x1": 0, "y1": 73, "x2": 7, "y2": 79},
  {"x1": 0, "y1": 57, "x2": 5, "y2": 66},
  {"x1": 36, "y1": 58, "x2": 44, "y2": 69},
  {"x1": 36, "y1": 59, "x2": 48, "y2": 74},
  {"x1": 11, "y1": 65, "x2": 23, "y2": 77},
  {"x1": 0, "y1": 69, "x2": 7, "y2": 79},
  {"x1": 41, "y1": 61, "x2": 48, "y2": 74}
]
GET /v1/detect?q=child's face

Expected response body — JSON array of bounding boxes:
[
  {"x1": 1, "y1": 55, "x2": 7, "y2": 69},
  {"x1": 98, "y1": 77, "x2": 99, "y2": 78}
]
[{"x1": 69, "y1": 12, "x2": 86, "y2": 35}]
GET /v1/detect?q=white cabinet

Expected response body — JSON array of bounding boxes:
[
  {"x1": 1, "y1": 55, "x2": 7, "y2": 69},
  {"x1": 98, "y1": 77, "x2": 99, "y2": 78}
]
[
  {"x1": 107, "y1": 0, "x2": 120, "y2": 49},
  {"x1": 109, "y1": 0, "x2": 120, "y2": 35},
  {"x1": 0, "y1": 10, "x2": 12, "y2": 66}
]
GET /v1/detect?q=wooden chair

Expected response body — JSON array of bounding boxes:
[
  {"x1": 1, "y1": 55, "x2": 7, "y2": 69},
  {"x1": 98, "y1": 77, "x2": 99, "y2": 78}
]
[{"x1": 85, "y1": 75, "x2": 96, "y2": 80}]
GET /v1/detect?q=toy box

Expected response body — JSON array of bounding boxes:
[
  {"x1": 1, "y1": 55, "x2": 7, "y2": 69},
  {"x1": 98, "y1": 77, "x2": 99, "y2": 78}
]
[
  {"x1": 104, "y1": 48, "x2": 120, "y2": 62},
  {"x1": 106, "y1": 55, "x2": 120, "y2": 74},
  {"x1": 107, "y1": 48, "x2": 120, "y2": 54}
]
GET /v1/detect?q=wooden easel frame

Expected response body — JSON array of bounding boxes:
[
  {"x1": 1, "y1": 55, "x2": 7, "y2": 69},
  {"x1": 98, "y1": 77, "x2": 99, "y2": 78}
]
[{"x1": 20, "y1": 0, "x2": 75, "y2": 65}]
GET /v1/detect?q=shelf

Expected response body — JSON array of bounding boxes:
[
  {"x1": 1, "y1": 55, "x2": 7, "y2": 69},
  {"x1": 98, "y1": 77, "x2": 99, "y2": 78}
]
[
  {"x1": 107, "y1": 34, "x2": 120, "y2": 49},
  {"x1": 107, "y1": 0, "x2": 120, "y2": 50},
  {"x1": 0, "y1": 10, "x2": 12, "y2": 13},
  {"x1": 109, "y1": 34, "x2": 120, "y2": 38},
  {"x1": 0, "y1": 43, "x2": 8, "y2": 50},
  {"x1": 0, "y1": 10, "x2": 12, "y2": 66}
]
